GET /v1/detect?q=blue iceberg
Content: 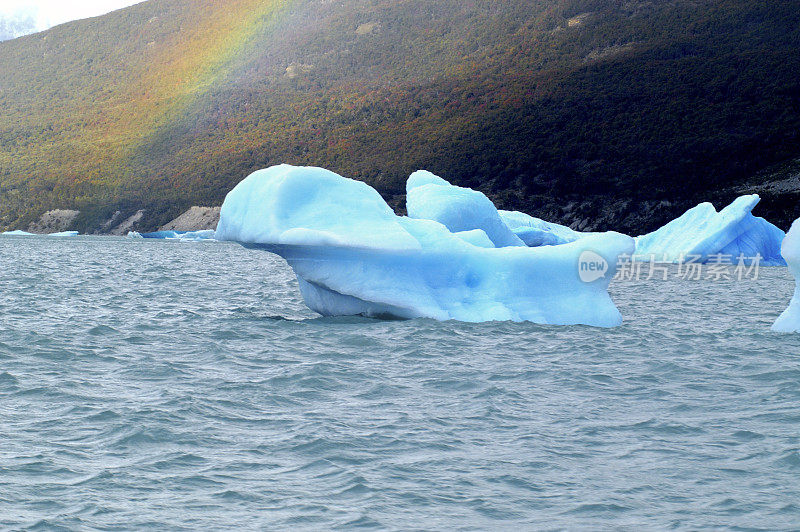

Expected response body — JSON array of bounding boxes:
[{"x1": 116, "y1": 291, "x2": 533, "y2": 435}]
[
  {"x1": 216, "y1": 165, "x2": 635, "y2": 326},
  {"x1": 634, "y1": 195, "x2": 785, "y2": 265},
  {"x1": 129, "y1": 230, "x2": 216, "y2": 241},
  {"x1": 773, "y1": 219, "x2": 800, "y2": 332}
]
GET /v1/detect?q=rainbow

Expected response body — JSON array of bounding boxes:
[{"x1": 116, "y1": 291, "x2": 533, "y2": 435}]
[{"x1": 95, "y1": 0, "x2": 295, "y2": 167}]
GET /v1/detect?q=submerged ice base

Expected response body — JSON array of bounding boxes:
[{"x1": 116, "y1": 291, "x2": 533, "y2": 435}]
[
  {"x1": 217, "y1": 165, "x2": 635, "y2": 326},
  {"x1": 635, "y1": 195, "x2": 785, "y2": 265},
  {"x1": 772, "y1": 219, "x2": 800, "y2": 332}
]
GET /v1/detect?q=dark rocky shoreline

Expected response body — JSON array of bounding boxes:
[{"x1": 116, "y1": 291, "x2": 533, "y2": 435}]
[{"x1": 12, "y1": 158, "x2": 800, "y2": 236}]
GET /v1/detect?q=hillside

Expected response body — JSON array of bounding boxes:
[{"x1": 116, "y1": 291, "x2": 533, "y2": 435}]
[{"x1": 1, "y1": 0, "x2": 799, "y2": 233}]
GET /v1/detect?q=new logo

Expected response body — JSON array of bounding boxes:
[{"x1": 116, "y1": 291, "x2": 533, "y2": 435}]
[{"x1": 578, "y1": 251, "x2": 609, "y2": 283}]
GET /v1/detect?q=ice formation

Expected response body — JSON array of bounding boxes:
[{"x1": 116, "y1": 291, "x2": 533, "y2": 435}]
[
  {"x1": 498, "y1": 210, "x2": 582, "y2": 247},
  {"x1": 772, "y1": 219, "x2": 800, "y2": 332},
  {"x1": 139, "y1": 231, "x2": 180, "y2": 239},
  {"x1": 129, "y1": 230, "x2": 216, "y2": 241},
  {"x1": 406, "y1": 171, "x2": 525, "y2": 247},
  {"x1": 634, "y1": 195, "x2": 785, "y2": 265},
  {"x1": 1, "y1": 230, "x2": 78, "y2": 237},
  {"x1": 216, "y1": 164, "x2": 635, "y2": 326},
  {"x1": 404, "y1": 172, "x2": 582, "y2": 248}
]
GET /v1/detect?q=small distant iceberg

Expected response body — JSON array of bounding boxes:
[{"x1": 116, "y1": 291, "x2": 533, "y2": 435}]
[
  {"x1": 128, "y1": 230, "x2": 216, "y2": 241},
  {"x1": 634, "y1": 195, "x2": 785, "y2": 265},
  {"x1": 2, "y1": 230, "x2": 78, "y2": 237},
  {"x1": 174, "y1": 230, "x2": 216, "y2": 241},
  {"x1": 139, "y1": 230, "x2": 185, "y2": 239},
  {"x1": 773, "y1": 219, "x2": 800, "y2": 332},
  {"x1": 216, "y1": 164, "x2": 634, "y2": 326}
]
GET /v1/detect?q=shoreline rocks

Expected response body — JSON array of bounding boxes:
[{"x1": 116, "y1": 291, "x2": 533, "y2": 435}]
[
  {"x1": 27, "y1": 209, "x2": 79, "y2": 234},
  {"x1": 159, "y1": 207, "x2": 220, "y2": 232}
]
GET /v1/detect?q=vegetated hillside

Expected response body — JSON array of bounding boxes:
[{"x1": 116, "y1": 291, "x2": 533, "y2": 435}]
[{"x1": 0, "y1": 0, "x2": 799, "y2": 233}]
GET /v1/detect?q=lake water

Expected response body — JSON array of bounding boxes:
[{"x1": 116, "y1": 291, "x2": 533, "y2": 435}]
[{"x1": 1, "y1": 235, "x2": 800, "y2": 530}]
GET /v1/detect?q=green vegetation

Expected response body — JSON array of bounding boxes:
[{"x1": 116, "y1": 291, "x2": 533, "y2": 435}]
[{"x1": 1, "y1": 0, "x2": 799, "y2": 232}]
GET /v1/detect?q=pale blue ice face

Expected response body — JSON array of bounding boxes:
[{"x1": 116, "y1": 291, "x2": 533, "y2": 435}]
[
  {"x1": 634, "y1": 195, "x2": 786, "y2": 265},
  {"x1": 405, "y1": 170, "x2": 525, "y2": 248}
]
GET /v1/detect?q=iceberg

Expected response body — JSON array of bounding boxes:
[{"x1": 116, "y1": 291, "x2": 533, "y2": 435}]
[
  {"x1": 133, "y1": 230, "x2": 216, "y2": 241},
  {"x1": 169, "y1": 230, "x2": 216, "y2": 241},
  {"x1": 634, "y1": 195, "x2": 785, "y2": 265},
  {"x1": 498, "y1": 210, "x2": 582, "y2": 247},
  {"x1": 406, "y1": 170, "x2": 525, "y2": 247},
  {"x1": 139, "y1": 230, "x2": 186, "y2": 239},
  {"x1": 216, "y1": 165, "x2": 635, "y2": 326},
  {"x1": 2, "y1": 230, "x2": 78, "y2": 237},
  {"x1": 772, "y1": 219, "x2": 800, "y2": 332}
]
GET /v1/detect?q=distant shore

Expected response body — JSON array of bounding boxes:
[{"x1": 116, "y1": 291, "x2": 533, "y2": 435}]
[{"x1": 17, "y1": 206, "x2": 221, "y2": 236}]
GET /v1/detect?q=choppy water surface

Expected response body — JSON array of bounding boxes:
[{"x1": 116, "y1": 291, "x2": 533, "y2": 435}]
[{"x1": 1, "y1": 235, "x2": 800, "y2": 530}]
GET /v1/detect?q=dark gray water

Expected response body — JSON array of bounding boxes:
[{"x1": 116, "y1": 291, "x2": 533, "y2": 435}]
[{"x1": 1, "y1": 235, "x2": 800, "y2": 530}]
